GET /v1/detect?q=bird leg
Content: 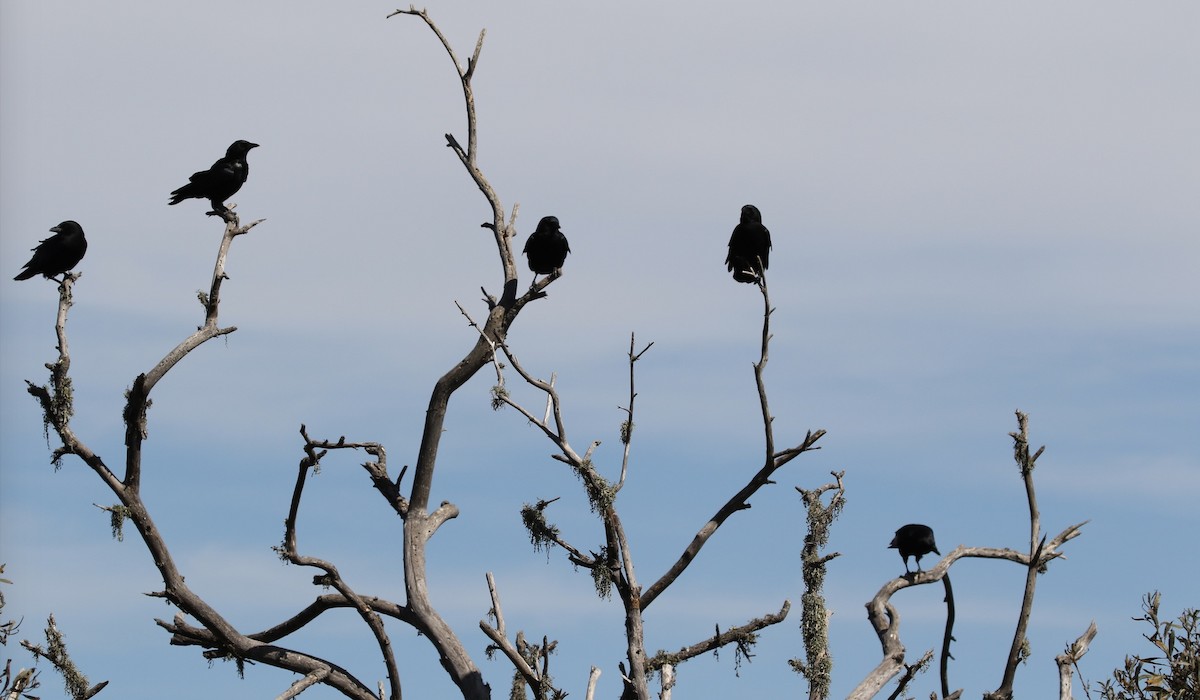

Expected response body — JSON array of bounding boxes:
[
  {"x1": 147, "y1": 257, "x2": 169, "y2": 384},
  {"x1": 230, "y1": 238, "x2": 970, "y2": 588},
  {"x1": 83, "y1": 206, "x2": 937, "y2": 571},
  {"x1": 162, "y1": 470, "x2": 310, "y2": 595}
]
[{"x1": 206, "y1": 201, "x2": 235, "y2": 220}]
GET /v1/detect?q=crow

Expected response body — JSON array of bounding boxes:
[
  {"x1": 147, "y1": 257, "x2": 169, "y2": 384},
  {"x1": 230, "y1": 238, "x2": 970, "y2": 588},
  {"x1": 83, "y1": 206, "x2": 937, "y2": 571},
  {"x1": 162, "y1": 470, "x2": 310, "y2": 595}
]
[
  {"x1": 523, "y1": 216, "x2": 570, "y2": 276},
  {"x1": 725, "y1": 204, "x2": 772, "y2": 283},
  {"x1": 890, "y1": 523, "x2": 940, "y2": 574},
  {"x1": 168, "y1": 140, "x2": 259, "y2": 214},
  {"x1": 13, "y1": 221, "x2": 88, "y2": 281}
]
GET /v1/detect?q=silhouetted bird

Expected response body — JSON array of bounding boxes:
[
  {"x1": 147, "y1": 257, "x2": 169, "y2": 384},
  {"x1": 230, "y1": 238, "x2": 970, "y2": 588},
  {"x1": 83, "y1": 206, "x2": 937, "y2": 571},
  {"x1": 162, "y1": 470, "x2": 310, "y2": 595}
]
[
  {"x1": 890, "y1": 523, "x2": 940, "y2": 574},
  {"x1": 523, "y1": 216, "x2": 570, "y2": 276},
  {"x1": 168, "y1": 140, "x2": 259, "y2": 213},
  {"x1": 13, "y1": 221, "x2": 88, "y2": 281},
  {"x1": 725, "y1": 204, "x2": 772, "y2": 283}
]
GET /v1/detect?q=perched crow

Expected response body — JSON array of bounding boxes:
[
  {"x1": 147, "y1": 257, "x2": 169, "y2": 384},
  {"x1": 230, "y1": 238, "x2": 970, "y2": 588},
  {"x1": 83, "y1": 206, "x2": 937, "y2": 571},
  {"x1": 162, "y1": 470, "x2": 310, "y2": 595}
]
[
  {"x1": 523, "y1": 216, "x2": 570, "y2": 276},
  {"x1": 725, "y1": 204, "x2": 772, "y2": 283},
  {"x1": 890, "y1": 523, "x2": 940, "y2": 574},
  {"x1": 168, "y1": 140, "x2": 259, "y2": 213},
  {"x1": 13, "y1": 221, "x2": 88, "y2": 281}
]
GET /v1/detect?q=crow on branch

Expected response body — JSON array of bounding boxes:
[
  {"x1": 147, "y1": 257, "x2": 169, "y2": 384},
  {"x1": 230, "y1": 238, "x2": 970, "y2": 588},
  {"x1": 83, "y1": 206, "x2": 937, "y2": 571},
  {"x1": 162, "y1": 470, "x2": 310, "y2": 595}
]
[
  {"x1": 169, "y1": 139, "x2": 259, "y2": 214},
  {"x1": 13, "y1": 221, "x2": 88, "y2": 281},
  {"x1": 523, "y1": 215, "x2": 570, "y2": 277},
  {"x1": 890, "y1": 523, "x2": 940, "y2": 574},
  {"x1": 725, "y1": 204, "x2": 772, "y2": 284}
]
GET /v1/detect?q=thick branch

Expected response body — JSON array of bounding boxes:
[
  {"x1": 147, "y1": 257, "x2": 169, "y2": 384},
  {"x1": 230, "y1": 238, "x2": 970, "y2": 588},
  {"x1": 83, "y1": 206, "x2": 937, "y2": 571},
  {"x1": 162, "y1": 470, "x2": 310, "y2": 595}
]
[{"x1": 1055, "y1": 621, "x2": 1097, "y2": 700}]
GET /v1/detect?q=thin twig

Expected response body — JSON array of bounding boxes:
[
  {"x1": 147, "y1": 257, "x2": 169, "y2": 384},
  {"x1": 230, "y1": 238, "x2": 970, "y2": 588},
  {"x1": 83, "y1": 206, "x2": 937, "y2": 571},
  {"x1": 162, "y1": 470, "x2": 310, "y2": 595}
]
[{"x1": 615, "y1": 333, "x2": 653, "y2": 493}]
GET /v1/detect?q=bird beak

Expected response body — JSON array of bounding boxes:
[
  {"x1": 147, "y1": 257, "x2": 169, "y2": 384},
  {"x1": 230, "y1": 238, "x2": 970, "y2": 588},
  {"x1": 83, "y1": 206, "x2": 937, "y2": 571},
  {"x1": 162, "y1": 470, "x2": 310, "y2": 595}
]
[
  {"x1": 50, "y1": 225, "x2": 62, "y2": 233},
  {"x1": 248, "y1": 143, "x2": 260, "y2": 149}
]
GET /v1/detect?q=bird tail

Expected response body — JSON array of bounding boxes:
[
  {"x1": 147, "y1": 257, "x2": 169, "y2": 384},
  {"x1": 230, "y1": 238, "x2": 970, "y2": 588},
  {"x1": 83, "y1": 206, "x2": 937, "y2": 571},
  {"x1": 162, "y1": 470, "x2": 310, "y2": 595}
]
[
  {"x1": 168, "y1": 183, "x2": 198, "y2": 205},
  {"x1": 13, "y1": 268, "x2": 38, "y2": 281}
]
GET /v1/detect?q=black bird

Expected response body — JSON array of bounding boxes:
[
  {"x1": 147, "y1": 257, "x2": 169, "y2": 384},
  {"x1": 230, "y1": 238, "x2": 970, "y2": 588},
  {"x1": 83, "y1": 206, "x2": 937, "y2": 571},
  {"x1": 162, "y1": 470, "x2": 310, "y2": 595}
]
[
  {"x1": 725, "y1": 204, "x2": 772, "y2": 283},
  {"x1": 13, "y1": 221, "x2": 88, "y2": 281},
  {"x1": 168, "y1": 140, "x2": 259, "y2": 213},
  {"x1": 523, "y1": 216, "x2": 570, "y2": 276},
  {"x1": 890, "y1": 523, "x2": 940, "y2": 574}
]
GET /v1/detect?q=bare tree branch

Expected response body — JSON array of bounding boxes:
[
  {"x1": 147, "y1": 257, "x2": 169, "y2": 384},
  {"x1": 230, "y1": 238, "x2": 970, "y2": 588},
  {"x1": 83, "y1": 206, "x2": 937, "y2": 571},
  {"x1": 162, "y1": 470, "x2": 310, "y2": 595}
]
[
  {"x1": 645, "y1": 601, "x2": 791, "y2": 670},
  {"x1": 18, "y1": 614, "x2": 108, "y2": 699},
  {"x1": 988, "y1": 410, "x2": 1050, "y2": 700},
  {"x1": 640, "y1": 279, "x2": 824, "y2": 611},
  {"x1": 940, "y1": 574, "x2": 957, "y2": 699},
  {"x1": 616, "y1": 333, "x2": 654, "y2": 493},
  {"x1": 279, "y1": 430, "x2": 403, "y2": 700},
  {"x1": 884, "y1": 648, "x2": 932, "y2": 700},
  {"x1": 658, "y1": 664, "x2": 674, "y2": 700},
  {"x1": 25, "y1": 212, "x2": 395, "y2": 699},
  {"x1": 275, "y1": 668, "x2": 330, "y2": 700},
  {"x1": 478, "y1": 573, "x2": 543, "y2": 692},
  {"x1": 585, "y1": 666, "x2": 601, "y2": 700},
  {"x1": 1055, "y1": 621, "x2": 1097, "y2": 700}
]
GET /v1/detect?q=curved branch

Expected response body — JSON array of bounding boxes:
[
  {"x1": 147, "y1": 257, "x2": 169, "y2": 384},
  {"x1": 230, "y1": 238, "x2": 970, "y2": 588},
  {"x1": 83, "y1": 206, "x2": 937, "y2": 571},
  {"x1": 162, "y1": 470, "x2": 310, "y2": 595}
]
[
  {"x1": 281, "y1": 430, "x2": 403, "y2": 700},
  {"x1": 853, "y1": 527, "x2": 1087, "y2": 698},
  {"x1": 24, "y1": 275, "x2": 121, "y2": 491},
  {"x1": 645, "y1": 600, "x2": 790, "y2": 671},
  {"x1": 26, "y1": 210, "x2": 382, "y2": 699},
  {"x1": 941, "y1": 574, "x2": 956, "y2": 698}
]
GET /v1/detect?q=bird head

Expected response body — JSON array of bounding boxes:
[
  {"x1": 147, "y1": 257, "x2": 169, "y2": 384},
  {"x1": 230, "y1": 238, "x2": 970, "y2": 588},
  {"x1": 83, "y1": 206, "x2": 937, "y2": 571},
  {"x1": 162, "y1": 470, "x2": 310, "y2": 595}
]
[
  {"x1": 536, "y1": 216, "x2": 561, "y2": 233},
  {"x1": 51, "y1": 221, "x2": 82, "y2": 235},
  {"x1": 740, "y1": 204, "x2": 762, "y2": 224},
  {"x1": 227, "y1": 140, "x2": 260, "y2": 157}
]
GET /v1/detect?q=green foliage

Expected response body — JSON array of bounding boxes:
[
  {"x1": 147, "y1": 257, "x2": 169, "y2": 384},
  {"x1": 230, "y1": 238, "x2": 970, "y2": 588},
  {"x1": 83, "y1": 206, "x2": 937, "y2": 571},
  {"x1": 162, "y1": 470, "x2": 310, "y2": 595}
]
[
  {"x1": 108, "y1": 504, "x2": 129, "y2": 542},
  {"x1": 589, "y1": 545, "x2": 613, "y2": 600},
  {"x1": 507, "y1": 634, "x2": 563, "y2": 700},
  {"x1": 572, "y1": 460, "x2": 614, "y2": 514},
  {"x1": 790, "y1": 477, "x2": 845, "y2": 697},
  {"x1": 520, "y1": 501, "x2": 560, "y2": 553},
  {"x1": 1097, "y1": 592, "x2": 1200, "y2": 699},
  {"x1": 491, "y1": 385, "x2": 509, "y2": 411}
]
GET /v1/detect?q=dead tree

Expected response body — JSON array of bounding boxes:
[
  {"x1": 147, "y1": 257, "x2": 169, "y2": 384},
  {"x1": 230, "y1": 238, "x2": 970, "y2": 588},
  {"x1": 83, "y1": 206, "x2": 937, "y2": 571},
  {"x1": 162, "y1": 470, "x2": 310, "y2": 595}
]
[
  {"x1": 19, "y1": 7, "x2": 823, "y2": 699},
  {"x1": 18, "y1": 8, "x2": 1105, "y2": 700}
]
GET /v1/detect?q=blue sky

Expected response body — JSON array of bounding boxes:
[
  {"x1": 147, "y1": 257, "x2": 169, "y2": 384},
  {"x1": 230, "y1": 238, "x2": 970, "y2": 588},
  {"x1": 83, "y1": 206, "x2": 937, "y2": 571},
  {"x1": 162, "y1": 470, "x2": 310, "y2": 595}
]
[{"x1": 1, "y1": 2, "x2": 1197, "y2": 698}]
